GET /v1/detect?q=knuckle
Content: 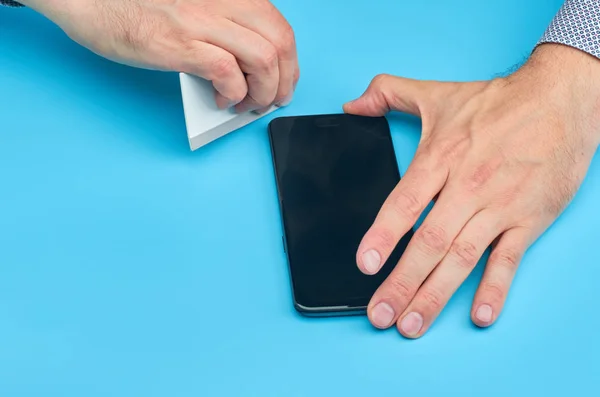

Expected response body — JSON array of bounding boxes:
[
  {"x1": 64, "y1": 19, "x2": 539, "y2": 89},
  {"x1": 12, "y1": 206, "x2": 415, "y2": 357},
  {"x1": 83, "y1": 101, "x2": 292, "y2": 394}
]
[
  {"x1": 419, "y1": 288, "x2": 444, "y2": 312},
  {"x1": 489, "y1": 247, "x2": 521, "y2": 271},
  {"x1": 480, "y1": 281, "x2": 506, "y2": 304},
  {"x1": 293, "y1": 68, "x2": 300, "y2": 85},
  {"x1": 450, "y1": 240, "x2": 480, "y2": 269},
  {"x1": 415, "y1": 224, "x2": 448, "y2": 256},
  {"x1": 255, "y1": 46, "x2": 279, "y2": 71},
  {"x1": 371, "y1": 73, "x2": 392, "y2": 89},
  {"x1": 274, "y1": 25, "x2": 296, "y2": 54},
  {"x1": 388, "y1": 276, "x2": 416, "y2": 303},
  {"x1": 466, "y1": 164, "x2": 494, "y2": 191},
  {"x1": 210, "y1": 55, "x2": 238, "y2": 80},
  {"x1": 391, "y1": 189, "x2": 423, "y2": 222},
  {"x1": 370, "y1": 227, "x2": 398, "y2": 253},
  {"x1": 463, "y1": 160, "x2": 502, "y2": 192}
]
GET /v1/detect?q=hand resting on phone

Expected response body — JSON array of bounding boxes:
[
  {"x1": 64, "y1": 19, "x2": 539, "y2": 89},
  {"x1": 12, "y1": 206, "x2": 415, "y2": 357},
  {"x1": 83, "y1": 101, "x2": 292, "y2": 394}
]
[{"x1": 344, "y1": 43, "x2": 600, "y2": 338}]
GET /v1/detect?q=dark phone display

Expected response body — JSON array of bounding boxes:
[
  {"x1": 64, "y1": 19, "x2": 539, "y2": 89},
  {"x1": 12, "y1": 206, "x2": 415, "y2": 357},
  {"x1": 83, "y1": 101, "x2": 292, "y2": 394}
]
[{"x1": 269, "y1": 114, "x2": 413, "y2": 312}]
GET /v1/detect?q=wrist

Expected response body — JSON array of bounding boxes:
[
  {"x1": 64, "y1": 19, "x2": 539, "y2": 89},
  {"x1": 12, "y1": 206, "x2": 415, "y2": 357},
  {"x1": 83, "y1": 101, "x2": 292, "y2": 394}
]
[
  {"x1": 530, "y1": 43, "x2": 600, "y2": 83},
  {"x1": 515, "y1": 43, "x2": 600, "y2": 144}
]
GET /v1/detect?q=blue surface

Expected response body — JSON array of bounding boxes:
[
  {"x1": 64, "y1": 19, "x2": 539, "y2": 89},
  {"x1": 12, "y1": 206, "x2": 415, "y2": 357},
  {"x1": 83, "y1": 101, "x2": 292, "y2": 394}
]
[{"x1": 1, "y1": 1, "x2": 599, "y2": 395}]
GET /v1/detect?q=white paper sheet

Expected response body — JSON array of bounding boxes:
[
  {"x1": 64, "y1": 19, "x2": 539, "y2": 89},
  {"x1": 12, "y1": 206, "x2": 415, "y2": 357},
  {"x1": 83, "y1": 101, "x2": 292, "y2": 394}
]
[{"x1": 179, "y1": 73, "x2": 278, "y2": 150}]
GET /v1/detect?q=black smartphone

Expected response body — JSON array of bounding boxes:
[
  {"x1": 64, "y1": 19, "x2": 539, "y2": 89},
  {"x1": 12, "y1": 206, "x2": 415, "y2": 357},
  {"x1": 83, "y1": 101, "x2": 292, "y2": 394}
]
[{"x1": 268, "y1": 113, "x2": 413, "y2": 316}]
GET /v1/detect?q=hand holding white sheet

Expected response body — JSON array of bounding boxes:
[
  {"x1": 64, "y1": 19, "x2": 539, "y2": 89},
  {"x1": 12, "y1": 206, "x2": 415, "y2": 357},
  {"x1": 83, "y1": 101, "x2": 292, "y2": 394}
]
[{"x1": 180, "y1": 73, "x2": 278, "y2": 151}]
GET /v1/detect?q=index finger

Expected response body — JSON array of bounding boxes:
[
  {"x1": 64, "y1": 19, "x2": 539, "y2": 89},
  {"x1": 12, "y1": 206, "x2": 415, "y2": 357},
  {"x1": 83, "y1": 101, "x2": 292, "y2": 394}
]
[{"x1": 357, "y1": 154, "x2": 448, "y2": 275}]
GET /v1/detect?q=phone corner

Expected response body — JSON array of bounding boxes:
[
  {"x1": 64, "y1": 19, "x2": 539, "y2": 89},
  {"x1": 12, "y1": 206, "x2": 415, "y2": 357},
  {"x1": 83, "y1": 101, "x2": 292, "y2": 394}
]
[
  {"x1": 267, "y1": 115, "x2": 282, "y2": 130},
  {"x1": 293, "y1": 301, "x2": 319, "y2": 317}
]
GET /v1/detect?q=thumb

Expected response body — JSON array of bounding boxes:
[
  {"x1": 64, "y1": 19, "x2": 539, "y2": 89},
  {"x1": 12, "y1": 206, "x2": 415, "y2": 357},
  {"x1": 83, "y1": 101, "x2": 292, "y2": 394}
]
[{"x1": 343, "y1": 74, "x2": 434, "y2": 117}]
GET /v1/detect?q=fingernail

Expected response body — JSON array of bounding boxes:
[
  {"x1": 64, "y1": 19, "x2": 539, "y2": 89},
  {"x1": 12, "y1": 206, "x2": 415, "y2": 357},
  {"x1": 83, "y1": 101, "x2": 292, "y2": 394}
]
[
  {"x1": 362, "y1": 249, "x2": 381, "y2": 274},
  {"x1": 475, "y1": 304, "x2": 493, "y2": 324},
  {"x1": 400, "y1": 312, "x2": 423, "y2": 336},
  {"x1": 371, "y1": 302, "x2": 395, "y2": 328}
]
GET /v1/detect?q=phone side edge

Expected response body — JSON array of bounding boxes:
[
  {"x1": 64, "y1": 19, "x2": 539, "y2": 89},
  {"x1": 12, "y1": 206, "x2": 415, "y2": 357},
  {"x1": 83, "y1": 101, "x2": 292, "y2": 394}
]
[{"x1": 267, "y1": 119, "x2": 304, "y2": 314}]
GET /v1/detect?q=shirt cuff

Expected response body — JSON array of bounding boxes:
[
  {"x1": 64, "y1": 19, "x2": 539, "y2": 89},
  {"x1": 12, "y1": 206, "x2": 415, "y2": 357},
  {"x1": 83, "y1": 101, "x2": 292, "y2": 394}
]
[
  {"x1": 537, "y1": 0, "x2": 600, "y2": 59},
  {"x1": 0, "y1": 0, "x2": 24, "y2": 6}
]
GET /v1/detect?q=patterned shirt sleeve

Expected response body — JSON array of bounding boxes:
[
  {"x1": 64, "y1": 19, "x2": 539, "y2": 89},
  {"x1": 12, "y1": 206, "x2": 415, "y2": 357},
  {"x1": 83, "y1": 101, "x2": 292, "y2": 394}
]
[
  {"x1": 0, "y1": 0, "x2": 24, "y2": 6},
  {"x1": 538, "y1": 0, "x2": 600, "y2": 59}
]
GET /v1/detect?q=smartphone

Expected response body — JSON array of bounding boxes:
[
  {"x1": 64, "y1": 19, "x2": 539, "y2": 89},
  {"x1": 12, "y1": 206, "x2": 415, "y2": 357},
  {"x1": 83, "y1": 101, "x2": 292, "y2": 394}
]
[{"x1": 268, "y1": 113, "x2": 413, "y2": 316}]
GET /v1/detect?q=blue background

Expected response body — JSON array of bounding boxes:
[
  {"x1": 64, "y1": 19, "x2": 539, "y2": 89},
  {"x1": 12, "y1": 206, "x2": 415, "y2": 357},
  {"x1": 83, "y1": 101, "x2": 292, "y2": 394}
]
[{"x1": 1, "y1": 0, "x2": 598, "y2": 395}]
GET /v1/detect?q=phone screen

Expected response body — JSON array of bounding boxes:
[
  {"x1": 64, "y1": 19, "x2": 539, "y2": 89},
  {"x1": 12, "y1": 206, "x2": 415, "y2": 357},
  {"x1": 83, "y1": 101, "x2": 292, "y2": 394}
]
[{"x1": 268, "y1": 114, "x2": 413, "y2": 314}]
